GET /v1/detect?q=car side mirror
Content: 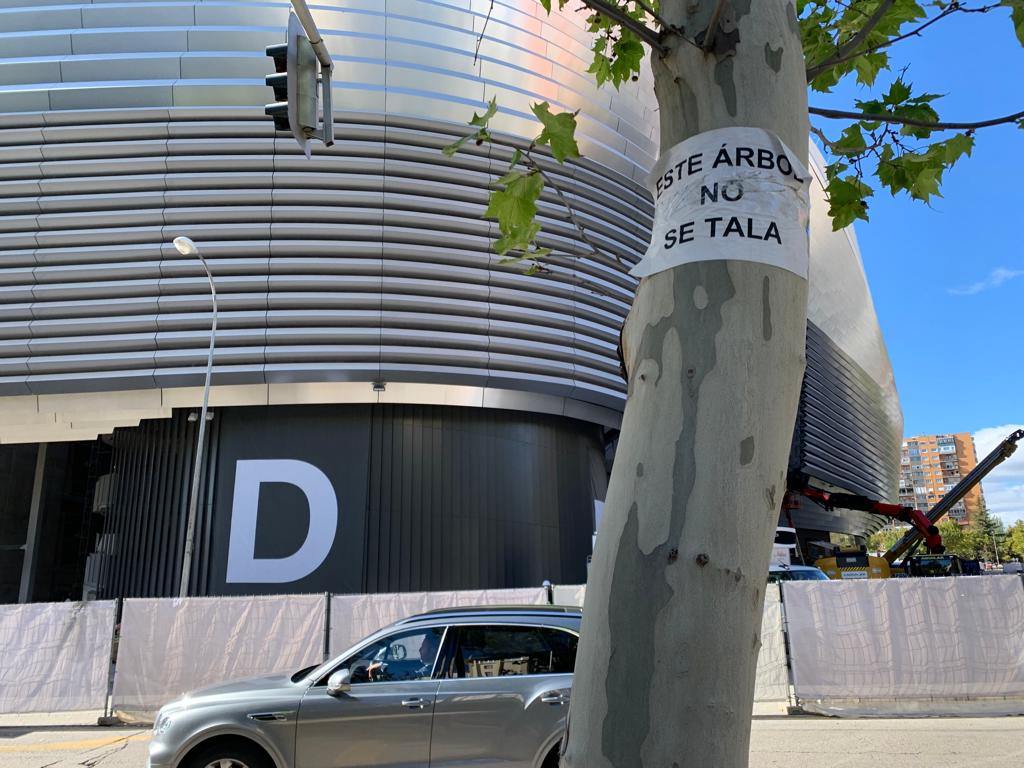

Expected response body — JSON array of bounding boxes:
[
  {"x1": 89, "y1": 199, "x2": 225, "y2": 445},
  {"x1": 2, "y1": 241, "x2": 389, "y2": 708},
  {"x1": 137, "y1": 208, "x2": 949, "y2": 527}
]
[{"x1": 326, "y1": 669, "x2": 352, "y2": 696}]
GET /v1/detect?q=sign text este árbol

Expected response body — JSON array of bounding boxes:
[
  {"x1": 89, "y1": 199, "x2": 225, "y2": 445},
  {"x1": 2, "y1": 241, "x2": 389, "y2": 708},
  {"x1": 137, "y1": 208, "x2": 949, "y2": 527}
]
[{"x1": 631, "y1": 128, "x2": 811, "y2": 280}]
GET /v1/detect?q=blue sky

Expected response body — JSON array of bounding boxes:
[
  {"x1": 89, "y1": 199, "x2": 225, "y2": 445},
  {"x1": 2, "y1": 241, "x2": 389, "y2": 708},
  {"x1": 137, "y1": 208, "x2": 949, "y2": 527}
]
[{"x1": 811, "y1": 6, "x2": 1023, "y2": 523}]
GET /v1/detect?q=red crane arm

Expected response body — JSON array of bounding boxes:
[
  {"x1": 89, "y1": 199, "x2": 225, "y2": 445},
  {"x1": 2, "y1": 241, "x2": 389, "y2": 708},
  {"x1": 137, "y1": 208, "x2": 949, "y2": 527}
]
[{"x1": 794, "y1": 487, "x2": 945, "y2": 555}]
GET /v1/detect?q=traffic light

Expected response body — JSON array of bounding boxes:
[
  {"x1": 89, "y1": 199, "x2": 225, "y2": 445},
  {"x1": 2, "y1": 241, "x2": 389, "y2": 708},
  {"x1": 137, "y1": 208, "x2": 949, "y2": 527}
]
[{"x1": 265, "y1": 13, "x2": 334, "y2": 156}]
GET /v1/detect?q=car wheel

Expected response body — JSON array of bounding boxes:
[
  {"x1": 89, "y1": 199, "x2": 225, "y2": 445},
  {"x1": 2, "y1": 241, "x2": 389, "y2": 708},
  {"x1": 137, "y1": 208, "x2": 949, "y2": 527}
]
[{"x1": 184, "y1": 741, "x2": 273, "y2": 768}]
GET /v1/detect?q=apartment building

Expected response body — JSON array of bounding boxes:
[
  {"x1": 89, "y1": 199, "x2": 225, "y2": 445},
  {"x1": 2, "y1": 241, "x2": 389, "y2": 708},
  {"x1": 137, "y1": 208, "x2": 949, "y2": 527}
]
[{"x1": 898, "y1": 433, "x2": 983, "y2": 524}]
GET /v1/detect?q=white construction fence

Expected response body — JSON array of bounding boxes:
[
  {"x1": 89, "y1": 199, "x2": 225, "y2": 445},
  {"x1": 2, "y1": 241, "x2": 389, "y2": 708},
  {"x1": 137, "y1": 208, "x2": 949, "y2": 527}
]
[
  {"x1": 1, "y1": 576, "x2": 1021, "y2": 720},
  {"x1": 0, "y1": 600, "x2": 116, "y2": 714},
  {"x1": 785, "y1": 575, "x2": 1024, "y2": 716},
  {"x1": 112, "y1": 594, "x2": 327, "y2": 722}
]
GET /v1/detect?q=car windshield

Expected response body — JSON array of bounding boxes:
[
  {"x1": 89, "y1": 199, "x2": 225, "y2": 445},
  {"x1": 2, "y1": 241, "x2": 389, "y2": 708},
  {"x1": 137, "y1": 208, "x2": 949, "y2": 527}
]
[{"x1": 290, "y1": 664, "x2": 319, "y2": 683}]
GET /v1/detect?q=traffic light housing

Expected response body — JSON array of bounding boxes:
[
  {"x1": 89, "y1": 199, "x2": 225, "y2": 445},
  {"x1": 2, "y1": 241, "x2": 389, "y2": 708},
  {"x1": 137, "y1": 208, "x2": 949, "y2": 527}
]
[{"x1": 265, "y1": 13, "x2": 333, "y2": 156}]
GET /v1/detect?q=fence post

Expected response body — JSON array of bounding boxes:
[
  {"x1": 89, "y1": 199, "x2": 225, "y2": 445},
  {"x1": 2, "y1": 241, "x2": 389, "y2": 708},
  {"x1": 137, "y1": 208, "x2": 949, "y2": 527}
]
[
  {"x1": 97, "y1": 598, "x2": 123, "y2": 726},
  {"x1": 323, "y1": 592, "x2": 332, "y2": 662},
  {"x1": 776, "y1": 583, "x2": 804, "y2": 715}
]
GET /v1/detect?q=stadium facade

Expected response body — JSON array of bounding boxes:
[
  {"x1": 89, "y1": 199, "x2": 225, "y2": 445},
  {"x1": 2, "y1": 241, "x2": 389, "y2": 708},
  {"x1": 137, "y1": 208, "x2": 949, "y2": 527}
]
[{"x1": 0, "y1": 0, "x2": 902, "y2": 602}]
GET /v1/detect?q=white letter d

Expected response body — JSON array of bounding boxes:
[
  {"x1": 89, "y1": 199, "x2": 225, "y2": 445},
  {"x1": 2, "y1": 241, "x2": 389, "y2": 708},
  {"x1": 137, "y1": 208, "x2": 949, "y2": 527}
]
[{"x1": 226, "y1": 459, "x2": 338, "y2": 583}]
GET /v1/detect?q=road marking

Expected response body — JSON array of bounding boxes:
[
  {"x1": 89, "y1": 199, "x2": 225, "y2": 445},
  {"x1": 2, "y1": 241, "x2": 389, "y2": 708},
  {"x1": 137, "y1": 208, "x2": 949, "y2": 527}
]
[{"x1": 0, "y1": 732, "x2": 149, "y2": 752}]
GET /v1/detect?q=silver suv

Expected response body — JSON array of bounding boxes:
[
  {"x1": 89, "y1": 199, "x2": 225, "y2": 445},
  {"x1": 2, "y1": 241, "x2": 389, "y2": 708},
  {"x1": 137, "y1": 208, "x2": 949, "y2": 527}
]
[{"x1": 148, "y1": 605, "x2": 579, "y2": 768}]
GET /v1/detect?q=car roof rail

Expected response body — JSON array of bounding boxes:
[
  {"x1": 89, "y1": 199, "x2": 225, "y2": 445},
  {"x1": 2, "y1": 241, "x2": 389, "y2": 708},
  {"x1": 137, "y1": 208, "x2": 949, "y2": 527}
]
[{"x1": 396, "y1": 604, "x2": 583, "y2": 623}]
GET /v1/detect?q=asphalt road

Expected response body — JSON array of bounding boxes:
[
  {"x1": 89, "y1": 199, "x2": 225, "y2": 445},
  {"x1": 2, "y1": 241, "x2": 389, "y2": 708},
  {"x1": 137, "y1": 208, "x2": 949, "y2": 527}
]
[{"x1": 2, "y1": 716, "x2": 1023, "y2": 767}]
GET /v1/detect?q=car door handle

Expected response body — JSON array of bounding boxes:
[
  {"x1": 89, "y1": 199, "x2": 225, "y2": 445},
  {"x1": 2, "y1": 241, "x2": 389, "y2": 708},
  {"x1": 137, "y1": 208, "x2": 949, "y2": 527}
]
[
  {"x1": 401, "y1": 698, "x2": 429, "y2": 709},
  {"x1": 540, "y1": 692, "x2": 570, "y2": 705}
]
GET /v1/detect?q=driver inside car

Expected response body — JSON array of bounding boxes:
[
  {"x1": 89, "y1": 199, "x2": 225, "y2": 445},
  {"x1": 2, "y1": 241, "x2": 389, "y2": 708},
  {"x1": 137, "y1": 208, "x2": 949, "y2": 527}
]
[{"x1": 366, "y1": 631, "x2": 441, "y2": 682}]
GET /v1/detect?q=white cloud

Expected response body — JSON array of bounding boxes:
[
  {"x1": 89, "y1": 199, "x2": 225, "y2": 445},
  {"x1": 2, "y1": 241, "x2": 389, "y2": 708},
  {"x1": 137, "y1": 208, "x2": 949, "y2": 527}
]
[
  {"x1": 972, "y1": 424, "x2": 1024, "y2": 526},
  {"x1": 949, "y1": 267, "x2": 1024, "y2": 296}
]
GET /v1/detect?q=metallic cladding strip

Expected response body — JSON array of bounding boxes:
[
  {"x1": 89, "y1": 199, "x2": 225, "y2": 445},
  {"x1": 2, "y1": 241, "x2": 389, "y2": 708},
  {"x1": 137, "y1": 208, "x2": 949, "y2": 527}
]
[
  {"x1": 0, "y1": 0, "x2": 654, "y2": 412},
  {"x1": 797, "y1": 322, "x2": 902, "y2": 502},
  {"x1": 0, "y1": 110, "x2": 645, "y2": 405}
]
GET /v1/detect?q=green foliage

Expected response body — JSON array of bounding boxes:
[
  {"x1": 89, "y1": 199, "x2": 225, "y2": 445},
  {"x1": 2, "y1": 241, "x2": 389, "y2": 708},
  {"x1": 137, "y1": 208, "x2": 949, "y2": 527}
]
[
  {"x1": 1003, "y1": 520, "x2": 1024, "y2": 559},
  {"x1": 825, "y1": 174, "x2": 874, "y2": 227},
  {"x1": 442, "y1": 97, "x2": 498, "y2": 157},
  {"x1": 485, "y1": 168, "x2": 548, "y2": 257},
  {"x1": 802, "y1": 0, "x2": 928, "y2": 93},
  {"x1": 867, "y1": 526, "x2": 907, "y2": 553},
  {"x1": 531, "y1": 102, "x2": 581, "y2": 162},
  {"x1": 970, "y1": 503, "x2": 1006, "y2": 560},
  {"x1": 581, "y1": 2, "x2": 650, "y2": 88},
  {"x1": 937, "y1": 519, "x2": 986, "y2": 560},
  {"x1": 815, "y1": 78, "x2": 977, "y2": 228},
  {"x1": 446, "y1": 96, "x2": 580, "y2": 262},
  {"x1": 802, "y1": 0, "x2": 1021, "y2": 230},
  {"x1": 446, "y1": 0, "x2": 1022, "y2": 254},
  {"x1": 1003, "y1": 0, "x2": 1024, "y2": 44}
]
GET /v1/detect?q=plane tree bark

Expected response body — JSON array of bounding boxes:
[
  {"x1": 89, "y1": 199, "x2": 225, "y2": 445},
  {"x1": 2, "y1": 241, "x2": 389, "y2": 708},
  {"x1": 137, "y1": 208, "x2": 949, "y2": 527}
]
[{"x1": 559, "y1": 2, "x2": 809, "y2": 765}]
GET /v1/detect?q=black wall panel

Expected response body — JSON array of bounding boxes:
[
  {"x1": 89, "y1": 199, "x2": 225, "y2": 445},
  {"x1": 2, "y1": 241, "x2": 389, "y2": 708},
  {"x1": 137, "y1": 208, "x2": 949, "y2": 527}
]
[{"x1": 100, "y1": 404, "x2": 602, "y2": 598}]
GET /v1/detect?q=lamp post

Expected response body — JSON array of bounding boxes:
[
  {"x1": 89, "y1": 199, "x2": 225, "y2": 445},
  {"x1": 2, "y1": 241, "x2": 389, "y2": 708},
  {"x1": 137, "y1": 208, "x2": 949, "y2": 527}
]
[{"x1": 172, "y1": 236, "x2": 217, "y2": 598}]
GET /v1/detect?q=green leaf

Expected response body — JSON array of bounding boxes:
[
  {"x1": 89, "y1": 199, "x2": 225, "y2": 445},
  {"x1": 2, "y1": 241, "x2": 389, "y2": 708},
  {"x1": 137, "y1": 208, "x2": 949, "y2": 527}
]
[
  {"x1": 587, "y1": 52, "x2": 612, "y2": 88},
  {"x1": 883, "y1": 79, "x2": 912, "y2": 106},
  {"x1": 826, "y1": 175, "x2": 873, "y2": 230},
  {"x1": 609, "y1": 35, "x2": 645, "y2": 88},
  {"x1": 825, "y1": 161, "x2": 849, "y2": 180},
  {"x1": 1002, "y1": 0, "x2": 1024, "y2": 45},
  {"x1": 470, "y1": 97, "x2": 498, "y2": 128},
  {"x1": 940, "y1": 132, "x2": 974, "y2": 164},
  {"x1": 909, "y1": 165, "x2": 941, "y2": 201},
  {"x1": 854, "y1": 53, "x2": 888, "y2": 87},
  {"x1": 485, "y1": 170, "x2": 545, "y2": 255},
  {"x1": 835, "y1": 124, "x2": 868, "y2": 153},
  {"x1": 442, "y1": 98, "x2": 499, "y2": 157},
  {"x1": 531, "y1": 102, "x2": 580, "y2": 163},
  {"x1": 538, "y1": 0, "x2": 569, "y2": 14}
]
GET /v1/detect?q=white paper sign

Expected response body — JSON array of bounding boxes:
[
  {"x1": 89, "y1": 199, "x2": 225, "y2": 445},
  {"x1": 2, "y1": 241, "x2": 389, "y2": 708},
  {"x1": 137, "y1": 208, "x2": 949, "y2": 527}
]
[{"x1": 631, "y1": 127, "x2": 811, "y2": 280}]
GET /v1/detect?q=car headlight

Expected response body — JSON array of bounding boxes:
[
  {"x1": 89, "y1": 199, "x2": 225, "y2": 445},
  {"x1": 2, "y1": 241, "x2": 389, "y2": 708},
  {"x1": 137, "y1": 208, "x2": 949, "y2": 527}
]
[{"x1": 153, "y1": 712, "x2": 174, "y2": 736}]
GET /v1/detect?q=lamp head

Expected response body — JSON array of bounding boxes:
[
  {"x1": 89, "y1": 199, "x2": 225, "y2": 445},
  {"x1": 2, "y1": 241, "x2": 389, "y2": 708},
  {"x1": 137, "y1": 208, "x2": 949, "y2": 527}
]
[{"x1": 172, "y1": 236, "x2": 198, "y2": 256}]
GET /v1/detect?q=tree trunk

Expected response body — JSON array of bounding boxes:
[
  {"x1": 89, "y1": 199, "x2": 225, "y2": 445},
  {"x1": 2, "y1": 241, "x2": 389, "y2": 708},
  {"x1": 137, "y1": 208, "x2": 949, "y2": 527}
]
[{"x1": 562, "y1": 2, "x2": 808, "y2": 766}]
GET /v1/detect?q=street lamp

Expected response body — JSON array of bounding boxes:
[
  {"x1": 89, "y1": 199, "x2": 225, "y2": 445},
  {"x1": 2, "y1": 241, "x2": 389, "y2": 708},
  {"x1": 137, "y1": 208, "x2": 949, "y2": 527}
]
[{"x1": 172, "y1": 236, "x2": 218, "y2": 597}]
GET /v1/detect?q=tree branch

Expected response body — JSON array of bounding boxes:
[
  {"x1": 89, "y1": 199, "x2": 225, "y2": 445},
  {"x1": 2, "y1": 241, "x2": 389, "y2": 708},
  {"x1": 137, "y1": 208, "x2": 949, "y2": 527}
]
[
  {"x1": 701, "y1": 0, "x2": 728, "y2": 52},
  {"x1": 474, "y1": 0, "x2": 494, "y2": 64},
  {"x1": 806, "y1": 0, "x2": 895, "y2": 81},
  {"x1": 485, "y1": 134, "x2": 612, "y2": 265},
  {"x1": 577, "y1": 0, "x2": 668, "y2": 53},
  {"x1": 630, "y1": 0, "x2": 672, "y2": 30},
  {"x1": 805, "y1": 2, "x2": 1002, "y2": 82},
  {"x1": 521, "y1": 146, "x2": 614, "y2": 264},
  {"x1": 809, "y1": 105, "x2": 1024, "y2": 130}
]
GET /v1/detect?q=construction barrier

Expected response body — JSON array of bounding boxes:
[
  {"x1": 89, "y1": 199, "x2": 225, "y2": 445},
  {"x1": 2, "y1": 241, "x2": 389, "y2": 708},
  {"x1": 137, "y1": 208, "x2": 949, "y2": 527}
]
[
  {"x1": 5, "y1": 576, "x2": 1024, "y2": 719},
  {"x1": 328, "y1": 587, "x2": 548, "y2": 656},
  {"x1": 112, "y1": 594, "x2": 325, "y2": 722},
  {"x1": 784, "y1": 575, "x2": 1024, "y2": 716},
  {"x1": 0, "y1": 600, "x2": 116, "y2": 714},
  {"x1": 755, "y1": 583, "x2": 790, "y2": 702}
]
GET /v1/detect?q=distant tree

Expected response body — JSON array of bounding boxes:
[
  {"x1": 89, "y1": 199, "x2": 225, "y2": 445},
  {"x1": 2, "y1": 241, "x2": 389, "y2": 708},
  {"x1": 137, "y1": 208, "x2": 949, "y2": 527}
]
[
  {"x1": 937, "y1": 519, "x2": 985, "y2": 560},
  {"x1": 1003, "y1": 521, "x2": 1024, "y2": 560},
  {"x1": 970, "y1": 502, "x2": 1005, "y2": 561},
  {"x1": 867, "y1": 526, "x2": 907, "y2": 553}
]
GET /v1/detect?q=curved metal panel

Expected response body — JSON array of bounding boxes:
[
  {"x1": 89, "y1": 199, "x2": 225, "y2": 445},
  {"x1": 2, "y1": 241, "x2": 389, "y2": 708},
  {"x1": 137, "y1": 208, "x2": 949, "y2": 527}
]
[
  {"x1": 0, "y1": 1, "x2": 902, "y2": 536},
  {"x1": 0, "y1": 1, "x2": 651, "y2": 415}
]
